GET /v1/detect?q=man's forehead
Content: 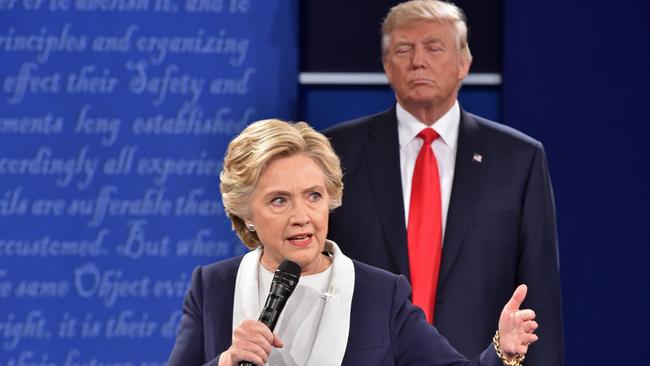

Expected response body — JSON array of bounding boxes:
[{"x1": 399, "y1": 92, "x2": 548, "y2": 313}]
[
  {"x1": 392, "y1": 33, "x2": 445, "y2": 44},
  {"x1": 390, "y1": 21, "x2": 454, "y2": 39},
  {"x1": 390, "y1": 32, "x2": 449, "y2": 46}
]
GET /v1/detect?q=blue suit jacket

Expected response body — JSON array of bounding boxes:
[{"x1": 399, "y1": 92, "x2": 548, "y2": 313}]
[
  {"x1": 323, "y1": 108, "x2": 564, "y2": 366},
  {"x1": 167, "y1": 255, "x2": 501, "y2": 366}
]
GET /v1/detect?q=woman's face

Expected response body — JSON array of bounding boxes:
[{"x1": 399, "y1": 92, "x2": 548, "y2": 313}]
[{"x1": 249, "y1": 153, "x2": 331, "y2": 275}]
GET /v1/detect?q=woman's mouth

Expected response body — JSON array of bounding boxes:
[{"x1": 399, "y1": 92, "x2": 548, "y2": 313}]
[{"x1": 287, "y1": 233, "x2": 313, "y2": 247}]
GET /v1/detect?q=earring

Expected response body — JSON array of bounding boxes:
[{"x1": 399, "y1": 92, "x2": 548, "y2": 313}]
[{"x1": 245, "y1": 223, "x2": 255, "y2": 232}]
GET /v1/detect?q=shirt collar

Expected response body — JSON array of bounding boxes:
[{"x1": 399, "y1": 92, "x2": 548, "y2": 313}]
[{"x1": 396, "y1": 100, "x2": 460, "y2": 149}]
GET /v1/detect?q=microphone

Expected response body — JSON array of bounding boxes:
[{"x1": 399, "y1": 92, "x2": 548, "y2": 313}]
[{"x1": 239, "y1": 260, "x2": 301, "y2": 366}]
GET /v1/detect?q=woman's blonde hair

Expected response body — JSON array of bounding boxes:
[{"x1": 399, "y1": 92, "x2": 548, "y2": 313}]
[{"x1": 220, "y1": 119, "x2": 343, "y2": 249}]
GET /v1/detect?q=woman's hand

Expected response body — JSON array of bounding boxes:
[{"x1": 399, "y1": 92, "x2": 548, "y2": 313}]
[
  {"x1": 497, "y1": 284, "x2": 539, "y2": 359},
  {"x1": 219, "y1": 319, "x2": 284, "y2": 366}
]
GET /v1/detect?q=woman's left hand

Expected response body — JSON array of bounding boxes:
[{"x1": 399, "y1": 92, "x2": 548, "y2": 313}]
[{"x1": 497, "y1": 284, "x2": 539, "y2": 358}]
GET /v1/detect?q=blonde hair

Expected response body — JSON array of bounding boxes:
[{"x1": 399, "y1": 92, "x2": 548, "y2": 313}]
[
  {"x1": 381, "y1": 0, "x2": 472, "y2": 62},
  {"x1": 220, "y1": 119, "x2": 343, "y2": 249}
]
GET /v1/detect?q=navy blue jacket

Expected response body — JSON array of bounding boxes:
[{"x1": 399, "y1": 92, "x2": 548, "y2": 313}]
[
  {"x1": 167, "y1": 255, "x2": 501, "y2": 366},
  {"x1": 323, "y1": 108, "x2": 564, "y2": 366}
]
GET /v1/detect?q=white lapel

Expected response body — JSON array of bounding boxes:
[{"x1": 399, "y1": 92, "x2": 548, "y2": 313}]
[
  {"x1": 232, "y1": 247, "x2": 263, "y2": 328},
  {"x1": 305, "y1": 240, "x2": 355, "y2": 366},
  {"x1": 231, "y1": 241, "x2": 355, "y2": 366}
]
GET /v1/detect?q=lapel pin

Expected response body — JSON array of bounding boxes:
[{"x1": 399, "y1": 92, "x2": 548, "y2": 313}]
[
  {"x1": 321, "y1": 286, "x2": 340, "y2": 302},
  {"x1": 472, "y1": 153, "x2": 483, "y2": 163}
]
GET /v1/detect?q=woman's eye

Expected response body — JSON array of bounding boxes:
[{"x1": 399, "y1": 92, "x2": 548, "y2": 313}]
[
  {"x1": 270, "y1": 197, "x2": 286, "y2": 206},
  {"x1": 308, "y1": 192, "x2": 322, "y2": 201}
]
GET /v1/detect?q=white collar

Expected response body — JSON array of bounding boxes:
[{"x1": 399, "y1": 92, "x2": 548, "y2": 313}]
[
  {"x1": 233, "y1": 240, "x2": 355, "y2": 366},
  {"x1": 396, "y1": 100, "x2": 460, "y2": 150}
]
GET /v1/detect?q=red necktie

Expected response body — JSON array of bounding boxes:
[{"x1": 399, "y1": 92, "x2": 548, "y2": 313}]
[{"x1": 407, "y1": 128, "x2": 442, "y2": 324}]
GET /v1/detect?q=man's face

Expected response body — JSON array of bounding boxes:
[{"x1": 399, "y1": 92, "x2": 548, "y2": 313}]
[{"x1": 383, "y1": 21, "x2": 470, "y2": 112}]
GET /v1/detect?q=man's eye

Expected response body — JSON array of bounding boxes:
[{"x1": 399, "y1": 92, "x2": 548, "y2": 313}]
[{"x1": 395, "y1": 47, "x2": 411, "y2": 55}]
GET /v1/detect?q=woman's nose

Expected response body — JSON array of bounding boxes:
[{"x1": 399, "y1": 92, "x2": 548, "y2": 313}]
[{"x1": 289, "y1": 201, "x2": 310, "y2": 225}]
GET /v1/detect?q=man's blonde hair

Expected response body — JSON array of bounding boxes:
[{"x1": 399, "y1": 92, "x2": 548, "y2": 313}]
[{"x1": 382, "y1": 0, "x2": 472, "y2": 62}]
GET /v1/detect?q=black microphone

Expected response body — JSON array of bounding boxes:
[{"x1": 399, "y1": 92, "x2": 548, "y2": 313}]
[{"x1": 239, "y1": 260, "x2": 301, "y2": 366}]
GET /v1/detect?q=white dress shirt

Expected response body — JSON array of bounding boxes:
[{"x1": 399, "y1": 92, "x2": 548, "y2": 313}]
[
  {"x1": 258, "y1": 263, "x2": 332, "y2": 366},
  {"x1": 397, "y1": 101, "x2": 460, "y2": 241},
  {"x1": 233, "y1": 241, "x2": 354, "y2": 366}
]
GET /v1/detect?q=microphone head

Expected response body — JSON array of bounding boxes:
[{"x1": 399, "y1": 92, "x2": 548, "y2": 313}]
[
  {"x1": 258, "y1": 260, "x2": 301, "y2": 330},
  {"x1": 278, "y1": 260, "x2": 301, "y2": 278}
]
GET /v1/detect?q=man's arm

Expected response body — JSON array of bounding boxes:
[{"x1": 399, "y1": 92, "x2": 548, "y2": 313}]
[{"x1": 517, "y1": 143, "x2": 565, "y2": 366}]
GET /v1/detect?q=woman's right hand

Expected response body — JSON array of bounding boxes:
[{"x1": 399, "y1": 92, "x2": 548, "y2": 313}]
[{"x1": 219, "y1": 319, "x2": 284, "y2": 366}]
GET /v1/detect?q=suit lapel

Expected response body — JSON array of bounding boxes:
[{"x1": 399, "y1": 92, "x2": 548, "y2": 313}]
[
  {"x1": 439, "y1": 111, "x2": 487, "y2": 284},
  {"x1": 363, "y1": 108, "x2": 411, "y2": 278}
]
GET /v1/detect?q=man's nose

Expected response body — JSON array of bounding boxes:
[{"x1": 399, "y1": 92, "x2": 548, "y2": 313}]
[{"x1": 411, "y1": 45, "x2": 426, "y2": 68}]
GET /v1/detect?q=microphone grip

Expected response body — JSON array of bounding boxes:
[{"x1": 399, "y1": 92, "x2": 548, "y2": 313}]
[
  {"x1": 237, "y1": 261, "x2": 300, "y2": 366},
  {"x1": 237, "y1": 305, "x2": 279, "y2": 366}
]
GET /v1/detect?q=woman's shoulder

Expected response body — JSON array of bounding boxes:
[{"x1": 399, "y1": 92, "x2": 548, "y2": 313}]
[
  {"x1": 351, "y1": 259, "x2": 410, "y2": 299},
  {"x1": 348, "y1": 260, "x2": 415, "y2": 335},
  {"x1": 352, "y1": 259, "x2": 399, "y2": 281},
  {"x1": 193, "y1": 254, "x2": 245, "y2": 285}
]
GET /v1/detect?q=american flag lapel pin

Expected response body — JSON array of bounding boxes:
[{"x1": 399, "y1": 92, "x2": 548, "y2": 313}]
[{"x1": 472, "y1": 153, "x2": 483, "y2": 163}]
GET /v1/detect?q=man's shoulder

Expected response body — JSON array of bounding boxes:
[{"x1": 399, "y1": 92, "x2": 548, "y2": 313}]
[
  {"x1": 323, "y1": 108, "x2": 396, "y2": 139},
  {"x1": 465, "y1": 111, "x2": 543, "y2": 150}
]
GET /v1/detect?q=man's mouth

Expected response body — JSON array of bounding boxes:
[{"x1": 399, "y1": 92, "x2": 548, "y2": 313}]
[{"x1": 410, "y1": 78, "x2": 434, "y2": 85}]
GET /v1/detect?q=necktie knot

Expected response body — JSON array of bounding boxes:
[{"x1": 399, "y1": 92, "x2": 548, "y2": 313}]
[{"x1": 418, "y1": 128, "x2": 439, "y2": 146}]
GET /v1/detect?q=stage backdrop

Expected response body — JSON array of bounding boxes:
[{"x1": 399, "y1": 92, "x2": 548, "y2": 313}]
[{"x1": 0, "y1": 1, "x2": 298, "y2": 364}]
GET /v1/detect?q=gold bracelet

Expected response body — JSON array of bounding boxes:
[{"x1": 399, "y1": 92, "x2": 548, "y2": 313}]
[{"x1": 493, "y1": 330, "x2": 525, "y2": 366}]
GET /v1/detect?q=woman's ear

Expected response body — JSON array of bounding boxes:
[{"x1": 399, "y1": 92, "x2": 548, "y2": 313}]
[{"x1": 245, "y1": 222, "x2": 255, "y2": 232}]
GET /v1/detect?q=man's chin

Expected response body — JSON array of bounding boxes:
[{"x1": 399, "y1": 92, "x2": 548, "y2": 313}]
[{"x1": 407, "y1": 94, "x2": 439, "y2": 105}]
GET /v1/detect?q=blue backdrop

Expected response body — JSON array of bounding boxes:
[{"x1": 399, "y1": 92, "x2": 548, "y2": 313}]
[
  {"x1": 503, "y1": 1, "x2": 649, "y2": 364},
  {"x1": 2, "y1": 1, "x2": 649, "y2": 365},
  {"x1": 0, "y1": 1, "x2": 298, "y2": 364}
]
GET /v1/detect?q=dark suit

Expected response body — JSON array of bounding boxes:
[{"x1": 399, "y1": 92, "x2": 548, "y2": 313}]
[
  {"x1": 323, "y1": 107, "x2": 564, "y2": 366},
  {"x1": 167, "y1": 255, "x2": 502, "y2": 366}
]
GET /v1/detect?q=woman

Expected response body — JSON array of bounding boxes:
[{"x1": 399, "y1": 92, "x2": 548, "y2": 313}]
[{"x1": 167, "y1": 119, "x2": 538, "y2": 366}]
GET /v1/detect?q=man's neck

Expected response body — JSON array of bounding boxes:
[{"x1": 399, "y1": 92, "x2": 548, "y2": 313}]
[{"x1": 398, "y1": 99, "x2": 456, "y2": 126}]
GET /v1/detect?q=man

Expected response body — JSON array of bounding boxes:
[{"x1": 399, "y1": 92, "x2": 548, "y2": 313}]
[{"x1": 324, "y1": 1, "x2": 564, "y2": 365}]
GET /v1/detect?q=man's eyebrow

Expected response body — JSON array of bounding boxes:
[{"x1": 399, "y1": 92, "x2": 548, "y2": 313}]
[
  {"x1": 393, "y1": 40, "x2": 414, "y2": 46},
  {"x1": 422, "y1": 37, "x2": 444, "y2": 44}
]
